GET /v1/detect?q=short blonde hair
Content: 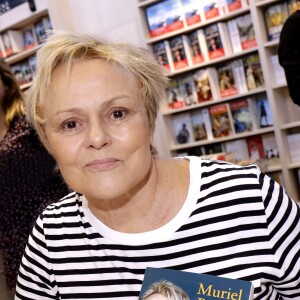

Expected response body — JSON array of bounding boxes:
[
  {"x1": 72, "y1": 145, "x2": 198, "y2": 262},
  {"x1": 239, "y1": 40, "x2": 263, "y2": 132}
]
[
  {"x1": 142, "y1": 280, "x2": 190, "y2": 300},
  {"x1": 25, "y1": 31, "x2": 169, "y2": 147}
]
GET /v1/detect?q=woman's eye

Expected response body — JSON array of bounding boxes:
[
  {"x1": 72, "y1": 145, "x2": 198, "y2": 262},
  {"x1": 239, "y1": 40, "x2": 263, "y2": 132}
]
[
  {"x1": 60, "y1": 119, "x2": 81, "y2": 132},
  {"x1": 65, "y1": 121, "x2": 77, "y2": 129},
  {"x1": 111, "y1": 109, "x2": 127, "y2": 119}
]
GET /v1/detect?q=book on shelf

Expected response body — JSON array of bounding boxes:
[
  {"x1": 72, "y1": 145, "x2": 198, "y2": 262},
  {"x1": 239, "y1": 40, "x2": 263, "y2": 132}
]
[
  {"x1": 34, "y1": 16, "x2": 52, "y2": 44},
  {"x1": 256, "y1": 95, "x2": 273, "y2": 128},
  {"x1": 28, "y1": 55, "x2": 37, "y2": 76},
  {"x1": 262, "y1": 133, "x2": 280, "y2": 168},
  {"x1": 202, "y1": 0, "x2": 226, "y2": 21},
  {"x1": 22, "y1": 26, "x2": 37, "y2": 50},
  {"x1": 210, "y1": 103, "x2": 234, "y2": 138},
  {"x1": 0, "y1": 35, "x2": 6, "y2": 58},
  {"x1": 287, "y1": 0, "x2": 300, "y2": 15},
  {"x1": 166, "y1": 78, "x2": 185, "y2": 109},
  {"x1": 202, "y1": 108, "x2": 214, "y2": 140},
  {"x1": 10, "y1": 63, "x2": 24, "y2": 85},
  {"x1": 242, "y1": 54, "x2": 265, "y2": 91},
  {"x1": 225, "y1": 0, "x2": 248, "y2": 12},
  {"x1": 270, "y1": 54, "x2": 286, "y2": 86},
  {"x1": 1, "y1": 30, "x2": 24, "y2": 57},
  {"x1": 204, "y1": 23, "x2": 231, "y2": 60},
  {"x1": 235, "y1": 13, "x2": 257, "y2": 50},
  {"x1": 183, "y1": 30, "x2": 205, "y2": 65},
  {"x1": 224, "y1": 139, "x2": 250, "y2": 163},
  {"x1": 150, "y1": 40, "x2": 172, "y2": 71},
  {"x1": 179, "y1": 73, "x2": 198, "y2": 106},
  {"x1": 264, "y1": 2, "x2": 289, "y2": 41},
  {"x1": 163, "y1": 0, "x2": 184, "y2": 33},
  {"x1": 287, "y1": 133, "x2": 300, "y2": 163},
  {"x1": 145, "y1": 1, "x2": 167, "y2": 37},
  {"x1": 190, "y1": 109, "x2": 208, "y2": 141},
  {"x1": 193, "y1": 69, "x2": 217, "y2": 103},
  {"x1": 230, "y1": 99, "x2": 254, "y2": 134},
  {"x1": 231, "y1": 59, "x2": 248, "y2": 94},
  {"x1": 169, "y1": 35, "x2": 190, "y2": 70},
  {"x1": 181, "y1": 0, "x2": 204, "y2": 26},
  {"x1": 139, "y1": 267, "x2": 254, "y2": 300},
  {"x1": 173, "y1": 112, "x2": 194, "y2": 144},
  {"x1": 246, "y1": 135, "x2": 265, "y2": 161},
  {"x1": 217, "y1": 62, "x2": 238, "y2": 98}
]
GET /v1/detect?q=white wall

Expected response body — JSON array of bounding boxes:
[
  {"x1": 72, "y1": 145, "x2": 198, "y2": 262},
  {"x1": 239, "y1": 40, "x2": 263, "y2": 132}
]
[{"x1": 47, "y1": 0, "x2": 170, "y2": 157}]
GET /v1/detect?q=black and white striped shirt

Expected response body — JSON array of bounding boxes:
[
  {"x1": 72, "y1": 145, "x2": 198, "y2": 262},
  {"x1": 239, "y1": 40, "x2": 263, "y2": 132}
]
[{"x1": 16, "y1": 157, "x2": 300, "y2": 299}]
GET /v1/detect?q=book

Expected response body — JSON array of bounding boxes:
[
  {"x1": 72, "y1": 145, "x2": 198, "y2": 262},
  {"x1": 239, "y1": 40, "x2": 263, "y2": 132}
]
[
  {"x1": 184, "y1": 30, "x2": 205, "y2": 65},
  {"x1": 181, "y1": 0, "x2": 204, "y2": 26},
  {"x1": 210, "y1": 103, "x2": 234, "y2": 138},
  {"x1": 34, "y1": 17, "x2": 52, "y2": 44},
  {"x1": 217, "y1": 62, "x2": 238, "y2": 98},
  {"x1": 231, "y1": 59, "x2": 248, "y2": 94},
  {"x1": 179, "y1": 74, "x2": 198, "y2": 106},
  {"x1": 227, "y1": 18, "x2": 243, "y2": 53},
  {"x1": 193, "y1": 69, "x2": 214, "y2": 103},
  {"x1": 236, "y1": 13, "x2": 257, "y2": 50},
  {"x1": 224, "y1": 139, "x2": 250, "y2": 163},
  {"x1": 262, "y1": 133, "x2": 280, "y2": 168},
  {"x1": 151, "y1": 41, "x2": 172, "y2": 71},
  {"x1": 139, "y1": 267, "x2": 254, "y2": 300},
  {"x1": 225, "y1": 0, "x2": 248, "y2": 12},
  {"x1": 172, "y1": 112, "x2": 194, "y2": 144},
  {"x1": 202, "y1": 0, "x2": 226, "y2": 21},
  {"x1": 230, "y1": 99, "x2": 253, "y2": 134},
  {"x1": 10, "y1": 63, "x2": 24, "y2": 85},
  {"x1": 264, "y1": 2, "x2": 289, "y2": 41},
  {"x1": 145, "y1": 1, "x2": 167, "y2": 37},
  {"x1": 270, "y1": 54, "x2": 286, "y2": 86},
  {"x1": 166, "y1": 78, "x2": 185, "y2": 109},
  {"x1": 256, "y1": 95, "x2": 273, "y2": 128},
  {"x1": 246, "y1": 135, "x2": 265, "y2": 161},
  {"x1": 163, "y1": 0, "x2": 184, "y2": 34},
  {"x1": 190, "y1": 109, "x2": 208, "y2": 141},
  {"x1": 0, "y1": 35, "x2": 6, "y2": 58},
  {"x1": 202, "y1": 108, "x2": 214, "y2": 140},
  {"x1": 1, "y1": 30, "x2": 24, "y2": 57},
  {"x1": 287, "y1": 0, "x2": 300, "y2": 15},
  {"x1": 243, "y1": 54, "x2": 264, "y2": 91},
  {"x1": 28, "y1": 55, "x2": 37, "y2": 76},
  {"x1": 287, "y1": 133, "x2": 300, "y2": 163},
  {"x1": 169, "y1": 35, "x2": 190, "y2": 70},
  {"x1": 204, "y1": 23, "x2": 231, "y2": 60},
  {"x1": 21, "y1": 61, "x2": 33, "y2": 83},
  {"x1": 22, "y1": 26, "x2": 37, "y2": 50}
]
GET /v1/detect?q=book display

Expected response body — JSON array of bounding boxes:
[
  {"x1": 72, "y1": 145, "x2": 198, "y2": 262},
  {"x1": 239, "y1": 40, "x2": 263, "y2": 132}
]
[{"x1": 0, "y1": 0, "x2": 52, "y2": 91}]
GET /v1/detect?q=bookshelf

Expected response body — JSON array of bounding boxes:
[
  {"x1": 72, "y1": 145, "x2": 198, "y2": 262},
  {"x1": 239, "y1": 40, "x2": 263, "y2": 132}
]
[
  {"x1": 136, "y1": 0, "x2": 300, "y2": 201},
  {"x1": 0, "y1": 0, "x2": 51, "y2": 91}
]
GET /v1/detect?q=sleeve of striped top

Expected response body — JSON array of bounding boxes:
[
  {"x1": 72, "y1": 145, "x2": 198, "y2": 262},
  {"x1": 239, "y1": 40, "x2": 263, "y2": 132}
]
[
  {"x1": 258, "y1": 168, "x2": 300, "y2": 299},
  {"x1": 15, "y1": 215, "x2": 58, "y2": 300}
]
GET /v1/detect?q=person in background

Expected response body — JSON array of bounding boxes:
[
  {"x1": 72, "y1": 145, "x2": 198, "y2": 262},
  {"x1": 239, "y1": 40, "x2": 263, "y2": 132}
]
[
  {"x1": 278, "y1": 10, "x2": 300, "y2": 106},
  {"x1": 141, "y1": 280, "x2": 190, "y2": 300},
  {"x1": 16, "y1": 31, "x2": 300, "y2": 300},
  {"x1": 0, "y1": 59, "x2": 69, "y2": 295}
]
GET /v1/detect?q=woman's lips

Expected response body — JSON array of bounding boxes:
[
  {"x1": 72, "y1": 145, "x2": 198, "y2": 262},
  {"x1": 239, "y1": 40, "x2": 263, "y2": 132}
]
[{"x1": 86, "y1": 158, "x2": 119, "y2": 170}]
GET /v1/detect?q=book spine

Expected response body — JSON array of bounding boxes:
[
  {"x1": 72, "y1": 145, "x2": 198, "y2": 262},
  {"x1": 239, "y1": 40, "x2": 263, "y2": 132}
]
[{"x1": 218, "y1": 22, "x2": 232, "y2": 56}]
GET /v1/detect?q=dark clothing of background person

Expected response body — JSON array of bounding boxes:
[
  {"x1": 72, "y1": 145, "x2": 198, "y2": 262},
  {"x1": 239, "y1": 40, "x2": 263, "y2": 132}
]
[
  {"x1": 278, "y1": 10, "x2": 300, "y2": 106},
  {"x1": 0, "y1": 115, "x2": 69, "y2": 290}
]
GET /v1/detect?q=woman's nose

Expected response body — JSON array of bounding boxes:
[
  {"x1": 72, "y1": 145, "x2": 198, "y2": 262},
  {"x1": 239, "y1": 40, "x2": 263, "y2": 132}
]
[{"x1": 85, "y1": 120, "x2": 111, "y2": 150}]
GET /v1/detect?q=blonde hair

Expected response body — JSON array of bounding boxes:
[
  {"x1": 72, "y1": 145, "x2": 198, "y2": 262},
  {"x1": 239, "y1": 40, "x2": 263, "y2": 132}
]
[
  {"x1": 142, "y1": 280, "x2": 190, "y2": 300},
  {"x1": 25, "y1": 31, "x2": 169, "y2": 149},
  {"x1": 0, "y1": 59, "x2": 24, "y2": 127}
]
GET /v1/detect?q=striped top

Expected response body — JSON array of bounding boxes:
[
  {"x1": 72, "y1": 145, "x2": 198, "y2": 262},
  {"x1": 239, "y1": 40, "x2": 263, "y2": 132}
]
[{"x1": 15, "y1": 157, "x2": 300, "y2": 300}]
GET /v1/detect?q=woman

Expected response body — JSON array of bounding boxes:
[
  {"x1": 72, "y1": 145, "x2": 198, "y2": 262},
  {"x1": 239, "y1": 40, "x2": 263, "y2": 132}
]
[
  {"x1": 16, "y1": 32, "x2": 300, "y2": 300},
  {"x1": 0, "y1": 59, "x2": 69, "y2": 293}
]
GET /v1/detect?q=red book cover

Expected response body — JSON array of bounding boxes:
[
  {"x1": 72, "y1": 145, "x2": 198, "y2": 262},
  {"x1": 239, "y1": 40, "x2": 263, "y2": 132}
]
[
  {"x1": 204, "y1": 24, "x2": 225, "y2": 60},
  {"x1": 246, "y1": 135, "x2": 265, "y2": 161}
]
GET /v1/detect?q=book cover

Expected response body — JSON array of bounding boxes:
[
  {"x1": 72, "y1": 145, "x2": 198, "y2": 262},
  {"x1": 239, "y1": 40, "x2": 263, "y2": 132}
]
[
  {"x1": 21, "y1": 61, "x2": 33, "y2": 84},
  {"x1": 236, "y1": 13, "x2": 257, "y2": 50},
  {"x1": 262, "y1": 133, "x2": 280, "y2": 167},
  {"x1": 287, "y1": 0, "x2": 300, "y2": 15},
  {"x1": 217, "y1": 62, "x2": 238, "y2": 98},
  {"x1": 227, "y1": 19, "x2": 242, "y2": 54},
  {"x1": 145, "y1": 2, "x2": 167, "y2": 37},
  {"x1": 151, "y1": 41, "x2": 172, "y2": 71},
  {"x1": 185, "y1": 30, "x2": 205, "y2": 65},
  {"x1": 172, "y1": 112, "x2": 194, "y2": 144},
  {"x1": 179, "y1": 74, "x2": 198, "y2": 106},
  {"x1": 231, "y1": 59, "x2": 248, "y2": 94},
  {"x1": 22, "y1": 26, "x2": 36, "y2": 50},
  {"x1": 28, "y1": 55, "x2": 37, "y2": 76},
  {"x1": 34, "y1": 16, "x2": 52, "y2": 44},
  {"x1": 230, "y1": 99, "x2": 253, "y2": 134},
  {"x1": 270, "y1": 54, "x2": 286, "y2": 86},
  {"x1": 203, "y1": 0, "x2": 222, "y2": 20},
  {"x1": 0, "y1": 35, "x2": 6, "y2": 58},
  {"x1": 243, "y1": 54, "x2": 264, "y2": 91},
  {"x1": 166, "y1": 78, "x2": 185, "y2": 109},
  {"x1": 10, "y1": 63, "x2": 24, "y2": 85},
  {"x1": 190, "y1": 110, "x2": 208, "y2": 141},
  {"x1": 204, "y1": 23, "x2": 226, "y2": 60},
  {"x1": 287, "y1": 133, "x2": 300, "y2": 163},
  {"x1": 246, "y1": 135, "x2": 265, "y2": 161},
  {"x1": 202, "y1": 108, "x2": 214, "y2": 140},
  {"x1": 1, "y1": 30, "x2": 23, "y2": 57},
  {"x1": 181, "y1": 0, "x2": 204, "y2": 26},
  {"x1": 210, "y1": 103, "x2": 234, "y2": 138},
  {"x1": 224, "y1": 139, "x2": 250, "y2": 163},
  {"x1": 256, "y1": 95, "x2": 273, "y2": 128},
  {"x1": 139, "y1": 267, "x2": 254, "y2": 300},
  {"x1": 264, "y1": 2, "x2": 289, "y2": 41},
  {"x1": 163, "y1": 0, "x2": 184, "y2": 34},
  {"x1": 225, "y1": 0, "x2": 247, "y2": 12},
  {"x1": 169, "y1": 35, "x2": 190, "y2": 70},
  {"x1": 193, "y1": 69, "x2": 214, "y2": 103}
]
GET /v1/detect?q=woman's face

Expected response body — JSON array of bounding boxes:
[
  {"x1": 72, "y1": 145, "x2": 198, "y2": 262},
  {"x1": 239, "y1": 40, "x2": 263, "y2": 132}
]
[
  {"x1": 145, "y1": 294, "x2": 168, "y2": 300},
  {"x1": 43, "y1": 59, "x2": 153, "y2": 203}
]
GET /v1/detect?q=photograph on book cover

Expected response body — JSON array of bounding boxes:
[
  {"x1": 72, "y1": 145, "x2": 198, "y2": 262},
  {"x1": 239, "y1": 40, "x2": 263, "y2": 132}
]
[{"x1": 139, "y1": 267, "x2": 253, "y2": 300}]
